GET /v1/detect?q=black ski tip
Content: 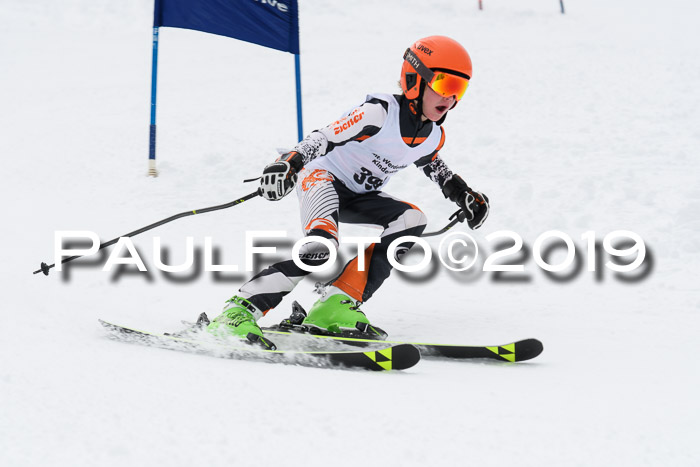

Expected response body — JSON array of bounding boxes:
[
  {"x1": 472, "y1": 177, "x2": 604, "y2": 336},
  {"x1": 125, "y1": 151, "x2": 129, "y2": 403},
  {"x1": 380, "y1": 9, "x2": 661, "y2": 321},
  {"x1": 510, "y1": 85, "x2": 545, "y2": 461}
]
[
  {"x1": 513, "y1": 338, "x2": 544, "y2": 362},
  {"x1": 361, "y1": 344, "x2": 421, "y2": 371},
  {"x1": 417, "y1": 338, "x2": 544, "y2": 362},
  {"x1": 389, "y1": 344, "x2": 421, "y2": 370}
]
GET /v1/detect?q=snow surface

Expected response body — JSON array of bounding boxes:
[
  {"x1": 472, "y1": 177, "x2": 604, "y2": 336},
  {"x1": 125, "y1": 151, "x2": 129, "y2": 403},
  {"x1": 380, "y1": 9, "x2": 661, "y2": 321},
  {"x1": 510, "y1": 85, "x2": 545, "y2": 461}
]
[{"x1": 2, "y1": 0, "x2": 700, "y2": 465}]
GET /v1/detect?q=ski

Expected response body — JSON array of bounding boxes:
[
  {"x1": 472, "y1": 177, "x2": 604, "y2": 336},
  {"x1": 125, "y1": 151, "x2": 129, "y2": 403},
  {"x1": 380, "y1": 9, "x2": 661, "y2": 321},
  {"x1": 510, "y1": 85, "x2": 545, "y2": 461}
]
[
  {"x1": 262, "y1": 323, "x2": 543, "y2": 362},
  {"x1": 98, "y1": 319, "x2": 420, "y2": 371},
  {"x1": 258, "y1": 300, "x2": 544, "y2": 362}
]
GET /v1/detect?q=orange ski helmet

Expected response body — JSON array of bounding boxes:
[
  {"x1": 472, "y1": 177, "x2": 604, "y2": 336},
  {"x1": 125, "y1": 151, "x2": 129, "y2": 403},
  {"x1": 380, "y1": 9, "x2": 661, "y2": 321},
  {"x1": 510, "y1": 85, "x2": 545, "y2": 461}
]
[{"x1": 400, "y1": 36, "x2": 472, "y2": 101}]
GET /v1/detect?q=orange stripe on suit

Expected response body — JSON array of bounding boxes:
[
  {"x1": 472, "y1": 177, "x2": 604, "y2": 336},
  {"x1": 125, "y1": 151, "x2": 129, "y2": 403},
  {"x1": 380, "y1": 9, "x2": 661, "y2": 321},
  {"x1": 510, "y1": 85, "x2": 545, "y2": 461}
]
[{"x1": 333, "y1": 244, "x2": 376, "y2": 302}]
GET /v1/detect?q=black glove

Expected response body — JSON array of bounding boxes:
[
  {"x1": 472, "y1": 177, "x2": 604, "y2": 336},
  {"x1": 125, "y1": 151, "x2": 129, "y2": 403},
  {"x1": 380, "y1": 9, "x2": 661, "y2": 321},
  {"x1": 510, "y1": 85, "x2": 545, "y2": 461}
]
[
  {"x1": 442, "y1": 174, "x2": 490, "y2": 230},
  {"x1": 260, "y1": 151, "x2": 304, "y2": 201}
]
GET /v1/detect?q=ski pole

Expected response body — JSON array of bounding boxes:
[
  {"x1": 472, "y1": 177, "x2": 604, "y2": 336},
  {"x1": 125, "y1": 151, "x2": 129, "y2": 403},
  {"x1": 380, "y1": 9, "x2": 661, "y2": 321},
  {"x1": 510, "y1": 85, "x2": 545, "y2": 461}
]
[
  {"x1": 421, "y1": 217, "x2": 459, "y2": 238},
  {"x1": 33, "y1": 190, "x2": 261, "y2": 276}
]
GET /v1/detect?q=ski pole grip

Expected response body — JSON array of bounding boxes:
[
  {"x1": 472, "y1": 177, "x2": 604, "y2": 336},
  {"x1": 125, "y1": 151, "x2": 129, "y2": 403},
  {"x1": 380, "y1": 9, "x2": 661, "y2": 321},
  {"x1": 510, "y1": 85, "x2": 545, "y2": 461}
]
[{"x1": 35, "y1": 262, "x2": 51, "y2": 276}]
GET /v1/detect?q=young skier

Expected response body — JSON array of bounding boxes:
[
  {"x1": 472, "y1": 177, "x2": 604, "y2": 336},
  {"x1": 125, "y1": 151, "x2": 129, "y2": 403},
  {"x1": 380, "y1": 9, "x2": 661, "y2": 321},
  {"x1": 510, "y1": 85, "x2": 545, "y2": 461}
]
[{"x1": 207, "y1": 36, "x2": 490, "y2": 347}]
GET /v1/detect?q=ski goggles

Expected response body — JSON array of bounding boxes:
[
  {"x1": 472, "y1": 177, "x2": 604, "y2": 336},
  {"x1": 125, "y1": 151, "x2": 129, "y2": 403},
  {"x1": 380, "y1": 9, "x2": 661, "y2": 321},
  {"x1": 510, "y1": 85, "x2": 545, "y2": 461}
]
[
  {"x1": 404, "y1": 48, "x2": 470, "y2": 100},
  {"x1": 430, "y1": 72, "x2": 469, "y2": 100}
]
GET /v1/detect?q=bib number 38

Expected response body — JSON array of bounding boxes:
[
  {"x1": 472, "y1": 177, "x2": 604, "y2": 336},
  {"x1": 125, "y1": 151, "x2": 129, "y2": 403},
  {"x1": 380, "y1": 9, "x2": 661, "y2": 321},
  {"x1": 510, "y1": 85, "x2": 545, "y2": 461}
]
[{"x1": 354, "y1": 167, "x2": 384, "y2": 191}]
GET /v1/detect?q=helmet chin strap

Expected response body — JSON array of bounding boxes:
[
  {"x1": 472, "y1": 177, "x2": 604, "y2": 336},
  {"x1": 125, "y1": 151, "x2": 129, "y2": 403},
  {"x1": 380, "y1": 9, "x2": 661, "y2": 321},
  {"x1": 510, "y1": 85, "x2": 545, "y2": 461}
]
[
  {"x1": 414, "y1": 81, "x2": 426, "y2": 120},
  {"x1": 434, "y1": 110, "x2": 449, "y2": 126},
  {"x1": 415, "y1": 81, "x2": 454, "y2": 126}
]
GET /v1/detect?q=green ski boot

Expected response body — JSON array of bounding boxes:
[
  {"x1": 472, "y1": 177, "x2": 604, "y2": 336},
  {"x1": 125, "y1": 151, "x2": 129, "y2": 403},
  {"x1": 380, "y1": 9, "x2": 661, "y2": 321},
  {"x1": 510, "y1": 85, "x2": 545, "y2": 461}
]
[
  {"x1": 302, "y1": 287, "x2": 386, "y2": 339},
  {"x1": 207, "y1": 296, "x2": 276, "y2": 349}
]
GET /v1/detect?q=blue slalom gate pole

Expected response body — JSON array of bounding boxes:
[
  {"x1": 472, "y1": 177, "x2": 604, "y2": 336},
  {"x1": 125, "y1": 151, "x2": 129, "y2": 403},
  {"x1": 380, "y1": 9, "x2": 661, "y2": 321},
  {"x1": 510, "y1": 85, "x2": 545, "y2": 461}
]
[
  {"x1": 560, "y1": 0, "x2": 565, "y2": 14},
  {"x1": 148, "y1": 27, "x2": 159, "y2": 177},
  {"x1": 294, "y1": 53, "x2": 303, "y2": 142}
]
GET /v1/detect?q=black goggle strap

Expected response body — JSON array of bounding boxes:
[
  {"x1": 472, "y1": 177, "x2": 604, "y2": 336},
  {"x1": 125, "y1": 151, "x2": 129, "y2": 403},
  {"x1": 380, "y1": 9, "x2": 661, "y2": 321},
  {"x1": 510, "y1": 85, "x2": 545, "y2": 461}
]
[{"x1": 404, "y1": 48, "x2": 435, "y2": 84}]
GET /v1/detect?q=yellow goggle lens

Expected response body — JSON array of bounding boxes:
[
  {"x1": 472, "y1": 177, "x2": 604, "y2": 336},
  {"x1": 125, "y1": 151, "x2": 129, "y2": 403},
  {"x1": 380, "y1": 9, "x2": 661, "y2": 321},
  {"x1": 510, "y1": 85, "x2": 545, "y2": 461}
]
[{"x1": 429, "y1": 72, "x2": 469, "y2": 100}]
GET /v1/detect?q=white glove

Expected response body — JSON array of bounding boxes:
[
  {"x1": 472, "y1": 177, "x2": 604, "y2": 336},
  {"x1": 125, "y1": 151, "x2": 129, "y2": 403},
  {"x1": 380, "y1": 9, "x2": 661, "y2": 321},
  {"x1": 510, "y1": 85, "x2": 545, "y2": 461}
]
[{"x1": 259, "y1": 152, "x2": 303, "y2": 201}]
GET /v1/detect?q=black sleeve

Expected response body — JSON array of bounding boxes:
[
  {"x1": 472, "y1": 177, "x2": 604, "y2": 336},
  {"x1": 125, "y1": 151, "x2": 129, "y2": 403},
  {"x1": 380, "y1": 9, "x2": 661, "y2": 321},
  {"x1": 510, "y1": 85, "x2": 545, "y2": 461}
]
[
  {"x1": 414, "y1": 127, "x2": 454, "y2": 189},
  {"x1": 415, "y1": 153, "x2": 455, "y2": 189}
]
